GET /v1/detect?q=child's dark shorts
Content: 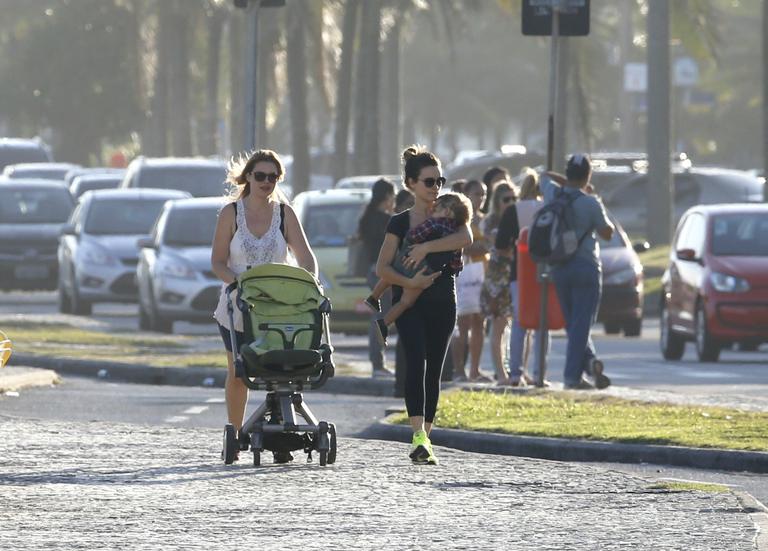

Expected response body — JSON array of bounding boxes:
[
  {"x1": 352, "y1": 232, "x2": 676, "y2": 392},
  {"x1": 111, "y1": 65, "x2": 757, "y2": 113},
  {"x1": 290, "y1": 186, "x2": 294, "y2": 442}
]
[{"x1": 218, "y1": 323, "x2": 245, "y2": 353}]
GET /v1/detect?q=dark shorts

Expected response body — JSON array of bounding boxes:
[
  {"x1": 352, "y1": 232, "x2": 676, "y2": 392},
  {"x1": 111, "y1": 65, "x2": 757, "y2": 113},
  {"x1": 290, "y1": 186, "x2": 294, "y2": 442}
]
[{"x1": 218, "y1": 323, "x2": 245, "y2": 353}]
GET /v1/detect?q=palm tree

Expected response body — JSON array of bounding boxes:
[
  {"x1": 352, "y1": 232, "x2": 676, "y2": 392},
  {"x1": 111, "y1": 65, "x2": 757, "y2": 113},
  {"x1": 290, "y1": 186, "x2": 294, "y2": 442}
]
[
  {"x1": 333, "y1": 0, "x2": 360, "y2": 183},
  {"x1": 286, "y1": 0, "x2": 311, "y2": 194}
]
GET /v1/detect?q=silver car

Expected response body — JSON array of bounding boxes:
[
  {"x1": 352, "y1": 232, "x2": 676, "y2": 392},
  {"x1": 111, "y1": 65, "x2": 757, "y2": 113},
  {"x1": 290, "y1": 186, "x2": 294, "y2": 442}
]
[
  {"x1": 136, "y1": 197, "x2": 224, "y2": 333},
  {"x1": 58, "y1": 188, "x2": 191, "y2": 315}
]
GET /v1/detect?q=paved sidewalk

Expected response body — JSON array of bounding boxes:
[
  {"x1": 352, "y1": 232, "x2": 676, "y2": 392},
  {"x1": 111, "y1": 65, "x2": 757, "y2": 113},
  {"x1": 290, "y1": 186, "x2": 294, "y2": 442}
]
[{"x1": 0, "y1": 417, "x2": 761, "y2": 550}]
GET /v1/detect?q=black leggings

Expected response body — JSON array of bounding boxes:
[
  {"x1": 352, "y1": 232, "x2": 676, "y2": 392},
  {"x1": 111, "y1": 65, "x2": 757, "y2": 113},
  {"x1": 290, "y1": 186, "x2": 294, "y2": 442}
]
[{"x1": 395, "y1": 297, "x2": 457, "y2": 423}]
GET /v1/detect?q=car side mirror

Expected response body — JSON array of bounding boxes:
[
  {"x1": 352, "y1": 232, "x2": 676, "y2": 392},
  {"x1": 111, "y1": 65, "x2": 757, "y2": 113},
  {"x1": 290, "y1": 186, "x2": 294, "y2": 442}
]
[
  {"x1": 633, "y1": 241, "x2": 650, "y2": 253},
  {"x1": 676, "y1": 248, "x2": 698, "y2": 262},
  {"x1": 137, "y1": 237, "x2": 157, "y2": 250},
  {"x1": 60, "y1": 223, "x2": 76, "y2": 236}
]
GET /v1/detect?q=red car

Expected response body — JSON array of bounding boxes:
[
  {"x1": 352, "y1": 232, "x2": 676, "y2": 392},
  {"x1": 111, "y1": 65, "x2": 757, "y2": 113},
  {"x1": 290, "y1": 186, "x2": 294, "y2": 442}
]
[{"x1": 660, "y1": 204, "x2": 768, "y2": 362}]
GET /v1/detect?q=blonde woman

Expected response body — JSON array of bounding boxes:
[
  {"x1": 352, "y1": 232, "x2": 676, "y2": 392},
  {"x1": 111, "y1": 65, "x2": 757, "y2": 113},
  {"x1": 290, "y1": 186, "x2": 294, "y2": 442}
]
[
  {"x1": 211, "y1": 149, "x2": 317, "y2": 462},
  {"x1": 480, "y1": 181, "x2": 516, "y2": 385}
]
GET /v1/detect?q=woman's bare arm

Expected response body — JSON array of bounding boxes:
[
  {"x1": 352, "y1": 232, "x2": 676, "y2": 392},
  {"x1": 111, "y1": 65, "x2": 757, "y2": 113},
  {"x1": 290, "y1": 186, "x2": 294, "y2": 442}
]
[
  {"x1": 404, "y1": 224, "x2": 473, "y2": 267},
  {"x1": 211, "y1": 203, "x2": 237, "y2": 285},
  {"x1": 283, "y1": 204, "x2": 318, "y2": 276},
  {"x1": 376, "y1": 233, "x2": 439, "y2": 289}
]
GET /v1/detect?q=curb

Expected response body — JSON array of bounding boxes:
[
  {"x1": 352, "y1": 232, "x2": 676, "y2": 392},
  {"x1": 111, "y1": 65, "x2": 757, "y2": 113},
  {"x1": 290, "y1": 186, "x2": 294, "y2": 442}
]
[
  {"x1": 0, "y1": 367, "x2": 60, "y2": 393},
  {"x1": 734, "y1": 490, "x2": 768, "y2": 551},
  {"x1": 360, "y1": 417, "x2": 768, "y2": 474},
  {"x1": 10, "y1": 353, "x2": 396, "y2": 397}
]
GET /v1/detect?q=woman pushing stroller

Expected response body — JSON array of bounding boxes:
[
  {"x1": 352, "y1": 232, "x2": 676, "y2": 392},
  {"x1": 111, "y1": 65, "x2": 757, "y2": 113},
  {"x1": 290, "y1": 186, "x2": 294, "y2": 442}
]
[{"x1": 211, "y1": 149, "x2": 318, "y2": 463}]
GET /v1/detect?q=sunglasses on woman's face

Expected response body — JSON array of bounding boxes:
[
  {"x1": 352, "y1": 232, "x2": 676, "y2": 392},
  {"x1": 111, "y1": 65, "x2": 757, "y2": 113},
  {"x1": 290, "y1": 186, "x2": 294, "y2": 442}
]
[
  {"x1": 501, "y1": 196, "x2": 515, "y2": 204},
  {"x1": 251, "y1": 171, "x2": 279, "y2": 184},
  {"x1": 418, "y1": 176, "x2": 446, "y2": 189}
]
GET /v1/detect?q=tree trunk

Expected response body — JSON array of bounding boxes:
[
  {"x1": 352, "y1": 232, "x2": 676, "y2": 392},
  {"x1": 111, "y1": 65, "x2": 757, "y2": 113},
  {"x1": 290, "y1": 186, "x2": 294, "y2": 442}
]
[
  {"x1": 201, "y1": 9, "x2": 224, "y2": 156},
  {"x1": 619, "y1": 0, "x2": 636, "y2": 150},
  {"x1": 646, "y1": 0, "x2": 672, "y2": 244},
  {"x1": 353, "y1": 0, "x2": 381, "y2": 175},
  {"x1": 145, "y1": 2, "x2": 171, "y2": 156},
  {"x1": 229, "y1": 15, "x2": 245, "y2": 155},
  {"x1": 166, "y1": 1, "x2": 192, "y2": 156},
  {"x1": 333, "y1": 0, "x2": 360, "y2": 183},
  {"x1": 286, "y1": 0, "x2": 311, "y2": 194},
  {"x1": 380, "y1": 16, "x2": 401, "y2": 175},
  {"x1": 257, "y1": 13, "x2": 280, "y2": 149}
]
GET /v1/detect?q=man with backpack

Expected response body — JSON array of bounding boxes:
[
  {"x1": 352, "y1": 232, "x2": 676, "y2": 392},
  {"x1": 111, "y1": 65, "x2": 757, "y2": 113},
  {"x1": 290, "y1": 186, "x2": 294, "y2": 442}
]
[{"x1": 534, "y1": 155, "x2": 614, "y2": 390}]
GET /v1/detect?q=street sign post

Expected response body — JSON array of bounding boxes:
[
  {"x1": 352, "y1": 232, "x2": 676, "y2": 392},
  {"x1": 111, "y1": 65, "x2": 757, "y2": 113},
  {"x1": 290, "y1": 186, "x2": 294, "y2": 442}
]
[
  {"x1": 523, "y1": 0, "x2": 590, "y2": 387},
  {"x1": 522, "y1": 0, "x2": 590, "y2": 36}
]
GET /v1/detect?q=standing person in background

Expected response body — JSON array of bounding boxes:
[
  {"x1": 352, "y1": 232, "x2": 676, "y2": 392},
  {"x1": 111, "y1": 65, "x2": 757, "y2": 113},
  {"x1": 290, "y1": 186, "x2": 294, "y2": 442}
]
[
  {"x1": 376, "y1": 145, "x2": 472, "y2": 464},
  {"x1": 450, "y1": 179, "x2": 466, "y2": 194},
  {"x1": 481, "y1": 166, "x2": 511, "y2": 214},
  {"x1": 452, "y1": 179, "x2": 490, "y2": 382},
  {"x1": 211, "y1": 149, "x2": 317, "y2": 463},
  {"x1": 394, "y1": 188, "x2": 414, "y2": 213},
  {"x1": 540, "y1": 155, "x2": 614, "y2": 390},
  {"x1": 480, "y1": 181, "x2": 516, "y2": 385},
  {"x1": 496, "y1": 168, "x2": 549, "y2": 386},
  {"x1": 358, "y1": 178, "x2": 397, "y2": 377}
]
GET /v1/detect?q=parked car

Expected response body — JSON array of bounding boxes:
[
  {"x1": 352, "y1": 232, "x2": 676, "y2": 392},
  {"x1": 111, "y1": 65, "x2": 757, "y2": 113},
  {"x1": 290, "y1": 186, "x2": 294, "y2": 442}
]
[
  {"x1": 0, "y1": 137, "x2": 52, "y2": 172},
  {"x1": 136, "y1": 197, "x2": 224, "y2": 333},
  {"x1": 3, "y1": 162, "x2": 81, "y2": 182},
  {"x1": 292, "y1": 189, "x2": 371, "y2": 334},
  {"x1": 57, "y1": 188, "x2": 191, "y2": 315},
  {"x1": 120, "y1": 157, "x2": 228, "y2": 197},
  {"x1": 70, "y1": 173, "x2": 124, "y2": 199},
  {"x1": 445, "y1": 150, "x2": 545, "y2": 183},
  {"x1": 0, "y1": 180, "x2": 74, "y2": 289},
  {"x1": 602, "y1": 167, "x2": 764, "y2": 236},
  {"x1": 334, "y1": 174, "x2": 400, "y2": 190},
  {"x1": 597, "y1": 217, "x2": 648, "y2": 336},
  {"x1": 660, "y1": 204, "x2": 768, "y2": 362},
  {"x1": 64, "y1": 167, "x2": 125, "y2": 188}
]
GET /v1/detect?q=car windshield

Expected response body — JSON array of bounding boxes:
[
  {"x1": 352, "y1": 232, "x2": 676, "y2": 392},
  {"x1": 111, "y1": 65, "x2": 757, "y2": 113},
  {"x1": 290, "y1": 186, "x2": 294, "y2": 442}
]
[
  {"x1": 0, "y1": 147, "x2": 49, "y2": 171},
  {"x1": 72, "y1": 177, "x2": 122, "y2": 198},
  {"x1": 0, "y1": 188, "x2": 72, "y2": 223},
  {"x1": 304, "y1": 203, "x2": 364, "y2": 247},
  {"x1": 163, "y1": 207, "x2": 218, "y2": 246},
  {"x1": 711, "y1": 213, "x2": 768, "y2": 256},
  {"x1": 137, "y1": 166, "x2": 226, "y2": 197},
  {"x1": 84, "y1": 198, "x2": 169, "y2": 235},
  {"x1": 10, "y1": 168, "x2": 69, "y2": 180}
]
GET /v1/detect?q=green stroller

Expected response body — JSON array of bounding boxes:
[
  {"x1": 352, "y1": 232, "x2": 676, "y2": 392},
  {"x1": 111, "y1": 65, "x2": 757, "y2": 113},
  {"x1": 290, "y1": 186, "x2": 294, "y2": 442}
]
[{"x1": 221, "y1": 263, "x2": 337, "y2": 466}]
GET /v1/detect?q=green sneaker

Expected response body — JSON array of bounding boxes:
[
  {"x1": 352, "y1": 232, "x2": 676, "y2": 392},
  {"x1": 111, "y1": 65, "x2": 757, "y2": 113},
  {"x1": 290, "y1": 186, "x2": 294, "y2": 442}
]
[{"x1": 409, "y1": 430, "x2": 437, "y2": 465}]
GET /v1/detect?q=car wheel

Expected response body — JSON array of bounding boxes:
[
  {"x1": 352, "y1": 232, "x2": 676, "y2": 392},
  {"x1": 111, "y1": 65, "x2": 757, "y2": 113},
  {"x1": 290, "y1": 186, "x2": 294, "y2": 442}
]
[
  {"x1": 147, "y1": 286, "x2": 173, "y2": 334},
  {"x1": 57, "y1": 280, "x2": 72, "y2": 314},
  {"x1": 70, "y1": 270, "x2": 92, "y2": 316},
  {"x1": 603, "y1": 322, "x2": 622, "y2": 335},
  {"x1": 623, "y1": 318, "x2": 642, "y2": 337},
  {"x1": 695, "y1": 301, "x2": 720, "y2": 362},
  {"x1": 660, "y1": 300, "x2": 685, "y2": 360}
]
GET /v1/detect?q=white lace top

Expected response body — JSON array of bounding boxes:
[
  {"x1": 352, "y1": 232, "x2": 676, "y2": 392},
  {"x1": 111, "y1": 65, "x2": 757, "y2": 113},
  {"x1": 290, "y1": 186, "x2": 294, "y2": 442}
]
[{"x1": 213, "y1": 199, "x2": 291, "y2": 331}]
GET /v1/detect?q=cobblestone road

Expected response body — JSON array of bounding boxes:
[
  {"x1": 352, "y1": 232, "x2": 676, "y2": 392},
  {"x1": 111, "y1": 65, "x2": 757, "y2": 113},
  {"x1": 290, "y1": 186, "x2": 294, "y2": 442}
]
[{"x1": 0, "y1": 417, "x2": 758, "y2": 550}]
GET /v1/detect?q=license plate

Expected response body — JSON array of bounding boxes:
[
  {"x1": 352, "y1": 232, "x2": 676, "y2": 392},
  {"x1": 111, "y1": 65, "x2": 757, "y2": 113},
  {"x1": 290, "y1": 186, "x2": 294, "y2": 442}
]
[{"x1": 14, "y1": 265, "x2": 49, "y2": 280}]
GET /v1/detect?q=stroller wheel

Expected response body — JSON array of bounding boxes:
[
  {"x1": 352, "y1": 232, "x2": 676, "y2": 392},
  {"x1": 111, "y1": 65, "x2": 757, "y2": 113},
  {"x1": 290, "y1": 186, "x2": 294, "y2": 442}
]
[
  {"x1": 319, "y1": 449, "x2": 328, "y2": 467},
  {"x1": 253, "y1": 451, "x2": 261, "y2": 467},
  {"x1": 328, "y1": 423, "x2": 337, "y2": 465},
  {"x1": 222, "y1": 424, "x2": 238, "y2": 465}
]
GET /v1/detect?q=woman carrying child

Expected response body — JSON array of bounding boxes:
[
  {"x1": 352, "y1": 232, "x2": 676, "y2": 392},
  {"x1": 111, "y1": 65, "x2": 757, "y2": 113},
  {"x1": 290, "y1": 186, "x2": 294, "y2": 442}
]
[{"x1": 375, "y1": 146, "x2": 472, "y2": 465}]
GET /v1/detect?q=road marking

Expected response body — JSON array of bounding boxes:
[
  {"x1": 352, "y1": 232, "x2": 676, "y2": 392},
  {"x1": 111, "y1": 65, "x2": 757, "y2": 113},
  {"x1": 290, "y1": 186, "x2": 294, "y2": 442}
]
[
  {"x1": 164, "y1": 416, "x2": 189, "y2": 423},
  {"x1": 182, "y1": 406, "x2": 209, "y2": 415},
  {"x1": 205, "y1": 397, "x2": 225, "y2": 404}
]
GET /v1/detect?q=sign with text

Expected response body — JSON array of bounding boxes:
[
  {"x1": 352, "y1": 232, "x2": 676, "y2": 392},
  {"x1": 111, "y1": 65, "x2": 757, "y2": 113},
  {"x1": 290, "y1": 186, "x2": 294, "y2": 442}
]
[{"x1": 522, "y1": 0, "x2": 590, "y2": 36}]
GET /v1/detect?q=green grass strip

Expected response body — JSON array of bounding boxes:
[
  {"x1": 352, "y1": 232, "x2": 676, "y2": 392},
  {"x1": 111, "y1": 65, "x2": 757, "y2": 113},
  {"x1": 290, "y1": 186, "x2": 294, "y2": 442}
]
[
  {"x1": 391, "y1": 389, "x2": 768, "y2": 452},
  {"x1": 648, "y1": 482, "x2": 730, "y2": 493}
]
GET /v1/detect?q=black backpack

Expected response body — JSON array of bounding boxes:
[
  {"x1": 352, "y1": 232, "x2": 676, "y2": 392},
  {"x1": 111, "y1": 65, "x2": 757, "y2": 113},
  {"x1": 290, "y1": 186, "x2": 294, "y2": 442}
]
[{"x1": 528, "y1": 188, "x2": 586, "y2": 264}]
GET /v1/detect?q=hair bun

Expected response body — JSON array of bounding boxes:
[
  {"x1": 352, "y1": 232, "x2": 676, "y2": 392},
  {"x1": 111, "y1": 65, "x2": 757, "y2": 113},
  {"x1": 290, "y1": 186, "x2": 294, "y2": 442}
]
[{"x1": 402, "y1": 146, "x2": 419, "y2": 162}]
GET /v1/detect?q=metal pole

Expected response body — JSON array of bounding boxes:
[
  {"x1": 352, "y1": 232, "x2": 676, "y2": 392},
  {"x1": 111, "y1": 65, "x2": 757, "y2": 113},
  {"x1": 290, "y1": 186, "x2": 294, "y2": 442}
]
[
  {"x1": 243, "y1": 1, "x2": 260, "y2": 151},
  {"x1": 537, "y1": 2, "x2": 561, "y2": 388}
]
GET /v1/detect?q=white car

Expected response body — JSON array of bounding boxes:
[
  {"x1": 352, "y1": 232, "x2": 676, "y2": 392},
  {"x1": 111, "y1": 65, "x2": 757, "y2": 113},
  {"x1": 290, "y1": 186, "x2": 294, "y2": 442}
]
[
  {"x1": 120, "y1": 157, "x2": 228, "y2": 197},
  {"x1": 334, "y1": 174, "x2": 400, "y2": 190},
  {"x1": 136, "y1": 197, "x2": 225, "y2": 333},
  {"x1": 57, "y1": 188, "x2": 191, "y2": 315}
]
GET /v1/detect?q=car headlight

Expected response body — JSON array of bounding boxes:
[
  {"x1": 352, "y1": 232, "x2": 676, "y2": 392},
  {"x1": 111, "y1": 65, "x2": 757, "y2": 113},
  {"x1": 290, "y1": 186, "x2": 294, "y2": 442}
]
[
  {"x1": 318, "y1": 271, "x2": 332, "y2": 291},
  {"x1": 603, "y1": 267, "x2": 637, "y2": 286},
  {"x1": 710, "y1": 272, "x2": 750, "y2": 293},
  {"x1": 158, "y1": 258, "x2": 197, "y2": 280},
  {"x1": 79, "y1": 243, "x2": 118, "y2": 266}
]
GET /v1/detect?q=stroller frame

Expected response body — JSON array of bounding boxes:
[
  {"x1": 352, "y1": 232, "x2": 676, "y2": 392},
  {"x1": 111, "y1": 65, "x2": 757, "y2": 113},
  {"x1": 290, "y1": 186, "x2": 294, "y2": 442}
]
[{"x1": 221, "y1": 265, "x2": 337, "y2": 467}]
